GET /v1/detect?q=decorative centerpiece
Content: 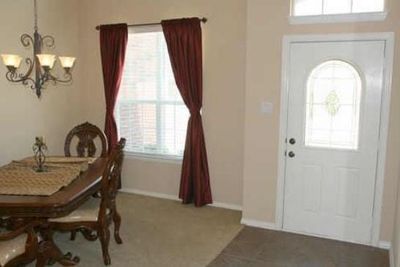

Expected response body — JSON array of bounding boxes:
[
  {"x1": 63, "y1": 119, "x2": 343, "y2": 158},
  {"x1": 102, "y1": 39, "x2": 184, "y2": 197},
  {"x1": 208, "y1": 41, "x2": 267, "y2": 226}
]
[{"x1": 32, "y1": 136, "x2": 47, "y2": 172}]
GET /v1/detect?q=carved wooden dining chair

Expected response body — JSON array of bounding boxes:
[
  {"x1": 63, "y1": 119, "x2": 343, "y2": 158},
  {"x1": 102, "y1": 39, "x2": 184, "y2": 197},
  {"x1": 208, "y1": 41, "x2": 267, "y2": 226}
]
[
  {"x1": 49, "y1": 138, "x2": 126, "y2": 265},
  {"x1": 64, "y1": 122, "x2": 108, "y2": 158},
  {"x1": 0, "y1": 222, "x2": 39, "y2": 267}
]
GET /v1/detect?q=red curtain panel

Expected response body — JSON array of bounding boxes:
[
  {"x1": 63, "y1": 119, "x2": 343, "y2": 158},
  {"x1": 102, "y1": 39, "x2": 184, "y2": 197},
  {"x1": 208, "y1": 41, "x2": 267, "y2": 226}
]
[
  {"x1": 100, "y1": 23, "x2": 128, "y2": 152},
  {"x1": 161, "y1": 18, "x2": 212, "y2": 207}
]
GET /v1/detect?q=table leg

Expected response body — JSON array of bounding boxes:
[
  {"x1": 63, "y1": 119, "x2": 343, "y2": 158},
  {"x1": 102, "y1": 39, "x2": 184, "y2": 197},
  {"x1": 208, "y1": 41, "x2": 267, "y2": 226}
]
[{"x1": 36, "y1": 225, "x2": 80, "y2": 266}]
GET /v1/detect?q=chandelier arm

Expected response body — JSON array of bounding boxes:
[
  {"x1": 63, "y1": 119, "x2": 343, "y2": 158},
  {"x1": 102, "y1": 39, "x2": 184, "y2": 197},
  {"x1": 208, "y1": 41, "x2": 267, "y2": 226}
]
[
  {"x1": 5, "y1": 71, "x2": 35, "y2": 87},
  {"x1": 41, "y1": 35, "x2": 55, "y2": 49},
  {"x1": 30, "y1": 72, "x2": 50, "y2": 93},
  {"x1": 20, "y1": 34, "x2": 34, "y2": 48},
  {"x1": 5, "y1": 74, "x2": 36, "y2": 86},
  {"x1": 25, "y1": 78, "x2": 38, "y2": 91},
  {"x1": 20, "y1": 58, "x2": 35, "y2": 80},
  {"x1": 47, "y1": 72, "x2": 72, "y2": 84},
  {"x1": 4, "y1": 58, "x2": 35, "y2": 83},
  {"x1": 38, "y1": 75, "x2": 48, "y2": 90}
]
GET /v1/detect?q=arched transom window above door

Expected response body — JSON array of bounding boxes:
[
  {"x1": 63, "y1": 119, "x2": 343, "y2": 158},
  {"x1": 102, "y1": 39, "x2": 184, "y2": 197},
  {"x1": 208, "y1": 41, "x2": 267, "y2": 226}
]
[{"x1": 305, "y1": 60, "x2": 362, "y2": 150}]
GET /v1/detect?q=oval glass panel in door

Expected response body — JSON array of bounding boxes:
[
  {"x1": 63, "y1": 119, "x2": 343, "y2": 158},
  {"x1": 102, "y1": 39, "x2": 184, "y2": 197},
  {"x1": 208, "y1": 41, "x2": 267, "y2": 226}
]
[{"x1": 305, "y1": 60, "x2": 362, "y2": 150}]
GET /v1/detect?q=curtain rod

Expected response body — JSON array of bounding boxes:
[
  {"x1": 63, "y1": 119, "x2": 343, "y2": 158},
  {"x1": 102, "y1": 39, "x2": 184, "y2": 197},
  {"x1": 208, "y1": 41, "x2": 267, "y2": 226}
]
[{"x1": 95, "y1": 17, "x2": 207, "y2": 30}]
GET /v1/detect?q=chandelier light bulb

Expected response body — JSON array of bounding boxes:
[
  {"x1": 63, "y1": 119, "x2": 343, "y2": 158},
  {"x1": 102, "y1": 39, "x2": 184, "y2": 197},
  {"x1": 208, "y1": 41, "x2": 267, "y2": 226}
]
[
  {"x1": 59, "y1": 56, "x2": 76, "y2": 69},
  {"x1": 1, "y1": 54, "x2": 23, "y2": 69},
  {"x1": 36, "y1": 54, "x2": 56, "y2": 70}
]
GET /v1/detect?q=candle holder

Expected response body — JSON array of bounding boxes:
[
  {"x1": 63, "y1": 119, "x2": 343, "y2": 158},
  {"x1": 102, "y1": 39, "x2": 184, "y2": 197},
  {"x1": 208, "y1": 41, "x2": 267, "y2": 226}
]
[{"x1": 32, "y1": 136, "x2": 47, "y2": 172}]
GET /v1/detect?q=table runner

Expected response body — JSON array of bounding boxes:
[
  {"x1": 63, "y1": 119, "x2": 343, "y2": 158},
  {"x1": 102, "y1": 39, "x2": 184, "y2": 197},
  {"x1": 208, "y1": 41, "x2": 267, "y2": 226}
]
[{"x1": 0, "y1": 156, "x2": 96, "y2": 196}]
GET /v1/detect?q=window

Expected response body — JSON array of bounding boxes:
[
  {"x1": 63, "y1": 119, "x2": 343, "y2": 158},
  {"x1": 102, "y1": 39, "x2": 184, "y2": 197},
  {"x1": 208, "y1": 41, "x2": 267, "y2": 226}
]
[
  {"x1": 305, "y1": 60, "x2": 362, "y2": 150},
  {"x1": 292, "y1": 0, "x2": 384, "y2": 16},
  {"x1": 115, "y1": 26, "x2": 189, "y2": 158},
  {"x1": 290, "y1": 0, "x2": 386, "y2": 24}
]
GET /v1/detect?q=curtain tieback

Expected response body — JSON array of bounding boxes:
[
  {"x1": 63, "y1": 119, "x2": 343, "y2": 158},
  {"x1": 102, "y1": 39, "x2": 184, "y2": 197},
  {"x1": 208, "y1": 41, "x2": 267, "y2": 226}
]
[
  {"x1": 190, "y1": 110, "x2": 202, "y2": 118},
  {"x1": 106, "y1": 107, "x2": 115, "y2": 114}
]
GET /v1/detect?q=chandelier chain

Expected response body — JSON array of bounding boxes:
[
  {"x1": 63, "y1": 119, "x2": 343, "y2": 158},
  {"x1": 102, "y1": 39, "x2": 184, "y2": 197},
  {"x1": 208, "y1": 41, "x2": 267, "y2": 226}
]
[{"x1": 34, "y1": 0, "x2": 38, "y2": 32}]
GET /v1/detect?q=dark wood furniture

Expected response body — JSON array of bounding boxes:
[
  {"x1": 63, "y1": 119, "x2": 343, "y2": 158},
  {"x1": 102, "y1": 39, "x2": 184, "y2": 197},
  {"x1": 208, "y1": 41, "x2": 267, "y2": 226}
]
[
  {"x1": 0, "y1": 157, "x2": 109, "y2": 266},
  {"x1": 64, "y1": 122, "x2": 108, "y2": 240},
  {"x1": 50, "y1": 138, "x2": 126, "y2": 265},
  {"x1": 0, "y1": 221, "x2": 39, "y2": 267},
  {"x1": 64, "y1": 122, "x2": 108, "y2": 158},
  {"x1": 0, "y1": 157, "x2": 107, "y2": 218}
]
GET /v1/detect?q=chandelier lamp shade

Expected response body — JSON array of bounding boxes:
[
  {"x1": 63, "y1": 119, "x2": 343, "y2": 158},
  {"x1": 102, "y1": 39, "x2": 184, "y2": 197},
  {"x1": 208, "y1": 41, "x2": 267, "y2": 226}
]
[{"x1": 0, "y1": 0, "x2": 76, "y2": 98}]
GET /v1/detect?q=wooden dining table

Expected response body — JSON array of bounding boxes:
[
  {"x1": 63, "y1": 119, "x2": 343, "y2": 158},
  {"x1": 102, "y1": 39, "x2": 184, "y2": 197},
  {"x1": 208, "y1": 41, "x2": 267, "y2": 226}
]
[{"x1": 0, "y1": 156, "x2": 108, "y2": 266}]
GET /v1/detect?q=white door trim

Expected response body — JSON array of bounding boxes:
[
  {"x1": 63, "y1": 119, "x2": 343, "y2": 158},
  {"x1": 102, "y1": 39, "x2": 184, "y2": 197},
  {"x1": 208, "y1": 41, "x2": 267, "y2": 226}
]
[{"x1": 276, "y1": 32, "x2": 395, "y2": 246}]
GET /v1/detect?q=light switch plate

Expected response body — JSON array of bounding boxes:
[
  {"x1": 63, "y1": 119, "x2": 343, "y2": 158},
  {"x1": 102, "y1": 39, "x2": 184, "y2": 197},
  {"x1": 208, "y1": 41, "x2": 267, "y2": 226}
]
[{"x1": 261, "y1": 101, "x2": 273, "y2": 114}]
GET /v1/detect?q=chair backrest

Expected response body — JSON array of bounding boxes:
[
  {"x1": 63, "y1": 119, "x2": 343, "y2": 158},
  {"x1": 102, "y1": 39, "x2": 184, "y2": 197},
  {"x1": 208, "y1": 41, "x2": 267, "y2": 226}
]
[
  {"x1": 64, "y1": 122, "x2": 108, "y2": 157},
  {"x1": 98, "y1": 138, "x2": 126, "y2": 220}
]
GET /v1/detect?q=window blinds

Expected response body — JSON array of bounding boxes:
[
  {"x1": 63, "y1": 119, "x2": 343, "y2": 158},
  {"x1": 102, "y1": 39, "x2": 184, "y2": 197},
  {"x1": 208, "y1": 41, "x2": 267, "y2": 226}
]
[{"x1": 115, "y1": 27, "x2": 189, "y2": 158}]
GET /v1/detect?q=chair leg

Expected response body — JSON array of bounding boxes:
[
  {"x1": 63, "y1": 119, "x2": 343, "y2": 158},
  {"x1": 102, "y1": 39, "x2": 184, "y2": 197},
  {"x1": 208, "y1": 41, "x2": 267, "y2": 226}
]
[
  {"x1": 36, "y1": 254, "x2": 48, "y2": 267},
  {"x1": 113, "y1": 210, "x2": 123, "y2": 244},
  {"x1": 81, "y1": 229, "x2": 98, "y2": 241},
  {"x1": 98, "y1": 225, "x2": 111, "y2": 265},
  {"x1": 70, "y1": 230, "x2": 77, "y2": 241}
]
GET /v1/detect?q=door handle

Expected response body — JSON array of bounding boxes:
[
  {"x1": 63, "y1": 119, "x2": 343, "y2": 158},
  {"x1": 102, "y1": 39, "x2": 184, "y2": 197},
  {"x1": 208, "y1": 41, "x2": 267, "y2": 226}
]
[
  {"x1": 289, "y1": 138, "x2": 296, "y2": 145},
  {"x1": 288, "y1": 151, "x2": 295, "y2": 158}
]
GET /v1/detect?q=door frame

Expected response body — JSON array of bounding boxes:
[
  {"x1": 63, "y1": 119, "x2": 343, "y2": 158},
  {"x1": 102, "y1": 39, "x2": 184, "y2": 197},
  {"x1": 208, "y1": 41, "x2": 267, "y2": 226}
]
[{"x1": 276, "y1": 33, "x2": 395, "y2": 246}]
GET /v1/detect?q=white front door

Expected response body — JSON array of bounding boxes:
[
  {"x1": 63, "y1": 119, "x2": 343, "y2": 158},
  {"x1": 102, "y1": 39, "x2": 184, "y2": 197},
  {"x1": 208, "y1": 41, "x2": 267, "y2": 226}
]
[{"x1": 283, "y1": 39, "x2": 387, "y2": 244}]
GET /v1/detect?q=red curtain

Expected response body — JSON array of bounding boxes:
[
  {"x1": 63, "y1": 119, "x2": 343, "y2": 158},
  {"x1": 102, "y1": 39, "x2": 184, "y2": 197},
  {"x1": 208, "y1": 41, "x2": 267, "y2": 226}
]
[
  {"x1": 100, "y1": 23, "x2": 128, "y2": 152},
  {"x1": 161, "y1": 18, "x2": 212, "y2": 207}
]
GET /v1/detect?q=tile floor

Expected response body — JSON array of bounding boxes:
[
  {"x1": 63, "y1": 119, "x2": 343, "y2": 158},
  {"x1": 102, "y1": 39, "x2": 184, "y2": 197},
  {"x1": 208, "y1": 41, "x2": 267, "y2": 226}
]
[{"x1": 208, "y1": 227, "x2": 389, "y2": 267}]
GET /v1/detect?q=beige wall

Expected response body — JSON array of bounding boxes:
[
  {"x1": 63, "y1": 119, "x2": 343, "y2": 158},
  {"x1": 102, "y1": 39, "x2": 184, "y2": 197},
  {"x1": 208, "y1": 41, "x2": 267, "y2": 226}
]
[
  {"x1": 243, "y1": 0, "x2": 400, "y2": 242},
  {"x1": 0, "y1": 0, "x2": 82, "y2": 165},
  {"x1": 78, "y1": 0, "x2": 247, "y2": 206}
]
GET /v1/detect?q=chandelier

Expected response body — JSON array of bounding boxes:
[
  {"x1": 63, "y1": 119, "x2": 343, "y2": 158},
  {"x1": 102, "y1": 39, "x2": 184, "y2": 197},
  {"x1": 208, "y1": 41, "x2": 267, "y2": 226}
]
[{"x1": 1, "y1": 0, "x2": 76, "y2": 98}]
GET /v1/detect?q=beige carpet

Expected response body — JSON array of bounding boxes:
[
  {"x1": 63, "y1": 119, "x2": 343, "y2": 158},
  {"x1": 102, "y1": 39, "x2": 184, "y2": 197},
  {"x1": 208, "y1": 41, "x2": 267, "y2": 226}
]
[{"x1": 31, "y1": 193, "x2": 242, "y2": 267}]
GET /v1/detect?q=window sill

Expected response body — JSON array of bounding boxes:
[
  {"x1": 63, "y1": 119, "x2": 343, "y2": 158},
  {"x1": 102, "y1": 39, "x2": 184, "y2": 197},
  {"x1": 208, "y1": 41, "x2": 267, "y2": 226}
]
[
  {"x1": 124, "y1": 151, "x2": 183, "y2": 164},
  {"x1": 289, "y1": 11, "x2": 388, "y2": 25}
]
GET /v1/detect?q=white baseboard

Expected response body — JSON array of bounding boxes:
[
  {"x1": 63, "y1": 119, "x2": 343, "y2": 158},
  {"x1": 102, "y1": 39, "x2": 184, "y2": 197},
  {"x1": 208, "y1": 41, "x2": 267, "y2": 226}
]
[
  {"x1": 378, "y1": 240, "x2": 391, "y2": 250},
  {"x1": 240, "y1": 218, "x2": 277, "y2": 230},
  {"x1": 212, "y1": 201, "x2": 242, "y2": 211},
  {"x1": 120, "y1": 188, "x2": 180, "y2": 201},
  {"x1": 119, "y1": 188, "x2": 242, "y2": 211}
]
